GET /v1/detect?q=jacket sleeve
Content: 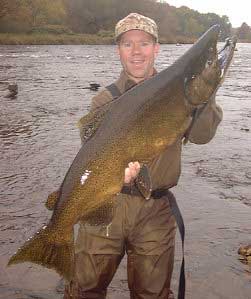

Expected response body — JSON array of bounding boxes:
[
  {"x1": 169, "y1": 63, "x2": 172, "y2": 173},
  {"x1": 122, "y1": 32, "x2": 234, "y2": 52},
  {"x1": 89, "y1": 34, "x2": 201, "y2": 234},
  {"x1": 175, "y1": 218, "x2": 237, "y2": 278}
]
[{"x1": 186, "y1": 94, "x2": 223, "y2": 144}]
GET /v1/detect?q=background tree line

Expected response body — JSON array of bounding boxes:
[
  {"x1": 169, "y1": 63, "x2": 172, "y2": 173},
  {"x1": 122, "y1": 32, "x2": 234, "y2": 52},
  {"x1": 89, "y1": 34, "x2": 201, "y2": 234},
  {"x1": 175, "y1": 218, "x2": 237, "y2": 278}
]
[{"x1": 0, "y1": 0, "x2": 250, "y2": 42}]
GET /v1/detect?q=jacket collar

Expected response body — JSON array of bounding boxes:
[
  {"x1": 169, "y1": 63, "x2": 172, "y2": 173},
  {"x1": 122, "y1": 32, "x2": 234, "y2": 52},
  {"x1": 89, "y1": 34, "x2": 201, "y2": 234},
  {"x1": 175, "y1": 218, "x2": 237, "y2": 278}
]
[{"x1": 115, "y1": 69, "x2": 158, "y2": 94}]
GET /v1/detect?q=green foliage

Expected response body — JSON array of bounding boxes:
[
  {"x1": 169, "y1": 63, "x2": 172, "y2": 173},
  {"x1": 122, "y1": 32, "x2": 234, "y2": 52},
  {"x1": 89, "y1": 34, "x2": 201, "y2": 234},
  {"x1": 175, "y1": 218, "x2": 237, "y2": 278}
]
[
  {"x1": 28, "y1": 25, "x2": 73, "y2": 35},
  {"x1": 0, "y1": 0, "x2": 249, "y2": 43},
  {"x1": 0, "y1": 0, "x2": 67, "y2": 31},
  {"x1": 237, "y1": 23, "x2": 251, "y2": 41}
]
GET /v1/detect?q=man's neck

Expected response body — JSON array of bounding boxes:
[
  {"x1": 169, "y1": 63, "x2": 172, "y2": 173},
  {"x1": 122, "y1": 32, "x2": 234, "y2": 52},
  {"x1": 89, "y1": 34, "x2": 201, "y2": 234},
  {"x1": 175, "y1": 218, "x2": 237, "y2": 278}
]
[{"x1": 125, "y1": 69, "x2": 156, "y2": 84}]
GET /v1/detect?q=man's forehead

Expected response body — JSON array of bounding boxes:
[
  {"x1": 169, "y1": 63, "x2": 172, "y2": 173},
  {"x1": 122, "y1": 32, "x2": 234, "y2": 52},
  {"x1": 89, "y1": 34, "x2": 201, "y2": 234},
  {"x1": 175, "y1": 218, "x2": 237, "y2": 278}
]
[{"x1": 120, "y1": 30, "x2": 155, "y2": 41}]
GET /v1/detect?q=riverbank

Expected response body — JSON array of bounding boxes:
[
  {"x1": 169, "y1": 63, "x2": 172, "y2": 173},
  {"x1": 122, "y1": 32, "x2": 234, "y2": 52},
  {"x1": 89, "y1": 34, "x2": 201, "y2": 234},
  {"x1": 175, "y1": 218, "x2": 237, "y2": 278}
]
[
  {"x1": 1, "y1": 33, "x2": 250, "y2": 45},
  {"x1": 0, "y1": 33, "x2": 196, "y2": 45},
  {"x1": 0, "y1": 33, "x2": 114, "y2": 45}
]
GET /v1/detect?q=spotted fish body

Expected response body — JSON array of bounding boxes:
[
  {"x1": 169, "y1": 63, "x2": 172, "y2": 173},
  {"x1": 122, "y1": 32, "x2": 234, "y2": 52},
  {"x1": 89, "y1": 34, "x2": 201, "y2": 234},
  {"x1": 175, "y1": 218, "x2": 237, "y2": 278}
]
[{"x1": 8, "y1": 25, "x2": 237, "y2": 280}]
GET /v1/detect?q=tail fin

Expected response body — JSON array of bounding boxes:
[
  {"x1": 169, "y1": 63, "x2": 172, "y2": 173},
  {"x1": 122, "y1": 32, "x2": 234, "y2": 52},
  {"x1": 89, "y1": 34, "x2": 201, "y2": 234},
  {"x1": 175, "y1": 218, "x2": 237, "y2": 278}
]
[{"x1": 8, "y1": 226, "x2": 74, "y2": 281}]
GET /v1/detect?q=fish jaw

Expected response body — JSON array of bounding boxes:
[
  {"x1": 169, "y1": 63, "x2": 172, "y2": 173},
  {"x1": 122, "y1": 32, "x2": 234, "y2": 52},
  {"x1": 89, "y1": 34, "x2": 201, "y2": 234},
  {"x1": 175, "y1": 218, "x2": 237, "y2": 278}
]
[
  {"x1": 218, "y1": 36, "x2": 237, "y2": 81},
  {"x1": 184, "y1": 30, "x2": 237, "y2": 106}
]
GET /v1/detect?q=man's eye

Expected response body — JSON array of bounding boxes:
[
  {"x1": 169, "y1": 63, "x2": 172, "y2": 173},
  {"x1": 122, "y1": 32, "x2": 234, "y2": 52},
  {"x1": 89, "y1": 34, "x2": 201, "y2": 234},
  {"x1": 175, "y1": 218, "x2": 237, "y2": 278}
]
[
  {"x1": 141, "y1": 41, "x2": 152, "y2": 46},
  {"x1": 122, "y1": 42, "x2": 131, "y2": 47}
]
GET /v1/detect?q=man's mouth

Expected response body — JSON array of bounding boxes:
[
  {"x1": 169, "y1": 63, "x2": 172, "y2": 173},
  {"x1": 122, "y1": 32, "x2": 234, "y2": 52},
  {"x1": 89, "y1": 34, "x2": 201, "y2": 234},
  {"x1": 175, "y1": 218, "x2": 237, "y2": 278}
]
[{"x1": 131, "y1": 60, "x2": 144, "y2": 66}]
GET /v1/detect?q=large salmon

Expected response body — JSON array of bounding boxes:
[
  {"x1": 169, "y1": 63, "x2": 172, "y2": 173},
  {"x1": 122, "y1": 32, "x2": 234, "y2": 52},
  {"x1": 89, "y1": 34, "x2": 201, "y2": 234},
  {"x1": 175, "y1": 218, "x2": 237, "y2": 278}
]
[{"x1": 8, "y1": 25, "x2": 237, "y2": 280}]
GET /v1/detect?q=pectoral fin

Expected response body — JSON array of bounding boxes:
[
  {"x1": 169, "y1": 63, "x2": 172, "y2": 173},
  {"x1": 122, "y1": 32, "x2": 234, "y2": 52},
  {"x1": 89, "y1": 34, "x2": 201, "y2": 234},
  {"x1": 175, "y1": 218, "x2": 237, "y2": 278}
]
[
  {"x1": 45, "y1": 190, "x2": 60, "y2": 210},
  {"x1": 77, "y1": 103, "x2": 112, "y2": 144}
]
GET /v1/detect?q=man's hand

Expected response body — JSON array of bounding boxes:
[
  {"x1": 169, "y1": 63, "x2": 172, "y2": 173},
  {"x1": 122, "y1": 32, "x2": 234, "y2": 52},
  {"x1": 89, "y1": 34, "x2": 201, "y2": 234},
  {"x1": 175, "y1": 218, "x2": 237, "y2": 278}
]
[{"x1": 124, "y1": 162, "x2": 140, "y2": 184}]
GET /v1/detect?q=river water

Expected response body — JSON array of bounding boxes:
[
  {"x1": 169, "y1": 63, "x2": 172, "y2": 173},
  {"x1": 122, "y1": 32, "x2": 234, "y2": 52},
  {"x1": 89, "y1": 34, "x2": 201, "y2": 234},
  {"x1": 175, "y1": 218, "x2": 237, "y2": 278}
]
[{"x1": 0, "y1": 44, "x2": 250, "y2": 298}]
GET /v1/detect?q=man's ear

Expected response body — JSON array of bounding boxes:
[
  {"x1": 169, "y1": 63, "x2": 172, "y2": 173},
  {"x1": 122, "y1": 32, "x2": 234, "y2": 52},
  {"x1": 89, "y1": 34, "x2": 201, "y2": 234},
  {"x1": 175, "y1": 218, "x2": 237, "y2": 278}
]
[
  {"x1": 154, "y1": 43, "x2": 160, "y2": 58},
  {"x1": 116, "y1": 44, "x2": 120, "y2": 56}
]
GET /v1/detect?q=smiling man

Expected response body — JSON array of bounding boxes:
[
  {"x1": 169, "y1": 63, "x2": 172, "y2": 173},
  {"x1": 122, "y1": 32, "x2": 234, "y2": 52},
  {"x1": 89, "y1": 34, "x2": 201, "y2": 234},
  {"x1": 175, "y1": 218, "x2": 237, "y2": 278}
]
[
  {"x1": 64, "y1": 13, "x2": 223, "y2": 299},
  {"x1": 116, "y1": 21, "x2": 159, "y2": 83}
]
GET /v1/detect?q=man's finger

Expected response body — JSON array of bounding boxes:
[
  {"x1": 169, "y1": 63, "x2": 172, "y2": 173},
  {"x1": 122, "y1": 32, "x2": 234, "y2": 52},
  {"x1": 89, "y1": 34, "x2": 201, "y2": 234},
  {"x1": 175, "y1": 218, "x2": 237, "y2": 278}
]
[
  {"x1": 124, "y1": 168, "x2": 132, "y2": 184},
  {"x1": 128, "y1": 161, "x2": 140, "y2": 170}
]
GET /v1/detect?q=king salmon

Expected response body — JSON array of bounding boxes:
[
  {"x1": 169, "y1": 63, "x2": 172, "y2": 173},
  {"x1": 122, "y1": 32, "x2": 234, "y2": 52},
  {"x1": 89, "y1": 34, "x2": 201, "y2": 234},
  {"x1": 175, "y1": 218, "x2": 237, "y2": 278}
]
[{"x1": 8, "y1": 25, "x2": 237, "y2": 280}]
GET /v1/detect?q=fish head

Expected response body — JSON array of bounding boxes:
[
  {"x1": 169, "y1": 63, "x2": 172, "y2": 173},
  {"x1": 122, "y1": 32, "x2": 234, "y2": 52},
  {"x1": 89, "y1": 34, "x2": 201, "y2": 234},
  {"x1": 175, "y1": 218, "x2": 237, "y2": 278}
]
[{"x1": 183, "y1": 25, "x2": 237, "y2": 106}]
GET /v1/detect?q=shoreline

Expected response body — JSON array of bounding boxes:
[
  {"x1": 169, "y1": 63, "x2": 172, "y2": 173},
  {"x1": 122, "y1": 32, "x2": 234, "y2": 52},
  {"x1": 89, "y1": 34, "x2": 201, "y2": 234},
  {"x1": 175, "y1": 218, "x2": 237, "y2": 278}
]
[
  {"x1": 1, "y1": 33, "x2": 250, "y2": 45},
  {"x1": 0, "y1": 33, "x2": 114, "y2": 45}
]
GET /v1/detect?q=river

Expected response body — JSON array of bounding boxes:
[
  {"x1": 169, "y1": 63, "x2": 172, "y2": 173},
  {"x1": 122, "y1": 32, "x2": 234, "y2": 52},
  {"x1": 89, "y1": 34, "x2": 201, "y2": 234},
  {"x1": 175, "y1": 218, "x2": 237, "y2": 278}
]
[{"x1": 0, "y1": 43, "x2": 250, "y2": 298}]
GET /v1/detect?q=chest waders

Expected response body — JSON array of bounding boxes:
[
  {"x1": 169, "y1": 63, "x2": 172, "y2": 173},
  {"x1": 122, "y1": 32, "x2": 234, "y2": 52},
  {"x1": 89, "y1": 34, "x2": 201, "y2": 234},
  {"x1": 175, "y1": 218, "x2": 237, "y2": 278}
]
[{"x1": 107, "y1": 83, "x2": 186, "y2": 299}]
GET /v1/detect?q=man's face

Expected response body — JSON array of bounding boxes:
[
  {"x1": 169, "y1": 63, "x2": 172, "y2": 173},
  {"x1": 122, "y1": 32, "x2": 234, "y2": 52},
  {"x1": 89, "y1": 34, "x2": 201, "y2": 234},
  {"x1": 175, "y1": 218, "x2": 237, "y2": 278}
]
[{"x1": 117, "y1": 30, "x2": 159, "y2": 83}]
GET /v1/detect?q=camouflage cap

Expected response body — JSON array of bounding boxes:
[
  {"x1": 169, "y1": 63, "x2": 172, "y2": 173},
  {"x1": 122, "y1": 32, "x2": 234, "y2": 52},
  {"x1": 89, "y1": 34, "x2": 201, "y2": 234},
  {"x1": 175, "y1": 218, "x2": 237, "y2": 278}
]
[{"x1": 115, "y1": 13, "x2": 158, "y2": 42}]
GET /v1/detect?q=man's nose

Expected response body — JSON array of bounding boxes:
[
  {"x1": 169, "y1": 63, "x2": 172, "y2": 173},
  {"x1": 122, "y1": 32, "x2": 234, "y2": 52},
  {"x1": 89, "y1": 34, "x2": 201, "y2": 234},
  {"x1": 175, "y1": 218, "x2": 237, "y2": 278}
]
[{"x1": 132, "y1": 42, "x2": 141, "y2": 54}]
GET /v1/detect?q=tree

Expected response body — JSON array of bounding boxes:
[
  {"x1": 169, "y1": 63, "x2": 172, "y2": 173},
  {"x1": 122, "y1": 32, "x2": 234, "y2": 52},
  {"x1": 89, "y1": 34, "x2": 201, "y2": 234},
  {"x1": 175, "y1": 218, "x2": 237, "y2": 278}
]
[
  {"x1": 24, "y1": 0, "x2": 50, "y2": 26},
  {"x1": 0, "y1": 0, "x2": 19, "y2": 19},
  {"x1": 0, "y1": 0, "x2": 235, "y2": 41},
  {"x1": 237, "y1": 22, "x2": 251, "y2": 40}
]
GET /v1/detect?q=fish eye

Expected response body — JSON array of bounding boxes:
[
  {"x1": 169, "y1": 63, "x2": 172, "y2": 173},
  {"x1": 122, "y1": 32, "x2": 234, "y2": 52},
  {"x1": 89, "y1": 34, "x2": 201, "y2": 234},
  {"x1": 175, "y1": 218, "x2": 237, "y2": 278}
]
[{"x1": 206, "y1": 60, "x2": 213, "y2": 67}]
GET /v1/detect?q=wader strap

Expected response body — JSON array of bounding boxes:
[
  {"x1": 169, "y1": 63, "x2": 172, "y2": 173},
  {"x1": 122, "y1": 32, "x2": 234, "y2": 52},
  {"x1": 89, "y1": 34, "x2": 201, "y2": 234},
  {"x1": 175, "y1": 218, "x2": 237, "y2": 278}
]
[
  {"x1": 162, "y1": 191, "x2": 185, "y2": 299},
  {"x1": 121, "y1": 186, "x2": 186, "y2": 299},
  {"x1": 106, "y1": 83, "x2": 122, "y2": 99}
]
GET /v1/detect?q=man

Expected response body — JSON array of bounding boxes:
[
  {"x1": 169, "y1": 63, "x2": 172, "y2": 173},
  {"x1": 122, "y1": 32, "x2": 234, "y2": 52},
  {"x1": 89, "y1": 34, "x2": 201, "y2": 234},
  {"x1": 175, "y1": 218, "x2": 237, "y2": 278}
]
[{"x1": 64, "y1": 13, "x2": 223, "y2": 299}]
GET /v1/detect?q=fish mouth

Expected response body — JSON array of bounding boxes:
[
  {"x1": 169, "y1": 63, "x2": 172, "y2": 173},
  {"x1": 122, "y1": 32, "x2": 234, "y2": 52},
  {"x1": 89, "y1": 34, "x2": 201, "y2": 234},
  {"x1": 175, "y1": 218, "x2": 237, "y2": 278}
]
[
  {"x1": 217, "y1": 36, "x2": 237, "y2": 78},
  {"x1": 183, "y1": 30, "x2": 237, "y2": 106}
]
